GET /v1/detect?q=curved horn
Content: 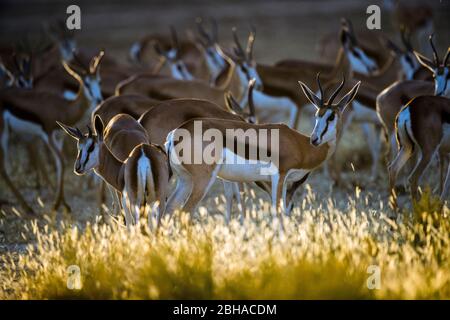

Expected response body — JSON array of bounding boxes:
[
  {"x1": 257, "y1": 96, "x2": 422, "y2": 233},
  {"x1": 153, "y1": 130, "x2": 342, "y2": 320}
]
[
  {"x1": 196, "y1": 18, "x2": 211, "y2": 45},
  {"x1": 316, "y1": 72, "x2": 324, "y2": 104},
  {"x1": 443, "y1": 47, "x2": 450, "y2": 66},
  {"x1": 400, "y1": 25, "x2": 412, "y2": 51},
  {"x1": 429, "y1": 34, "x2": 440, "y2": 66},
  {"x1": 232, "y1": 27, "x2": 246, "y2": 59},
  {"x1": 246, "y1": 26, "x2": 256, "y2": 61},
  {"x1": 327, "y1": 75, "x2": 346, "y2": 105}
]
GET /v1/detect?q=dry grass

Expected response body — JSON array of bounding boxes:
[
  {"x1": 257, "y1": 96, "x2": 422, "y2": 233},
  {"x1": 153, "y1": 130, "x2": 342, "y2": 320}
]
[{"x1": 1, "y1": 184, "x2": 449, "y2": 300}]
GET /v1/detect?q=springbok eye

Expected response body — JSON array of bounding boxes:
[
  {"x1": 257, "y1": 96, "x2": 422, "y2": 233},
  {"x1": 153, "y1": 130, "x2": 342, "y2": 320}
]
[
  {"x1": 87, "y1": 142, "x2": 95, "y2": 153},
  {"x1": 328, "y1": 113, "x2": 335, "y2": 122}
]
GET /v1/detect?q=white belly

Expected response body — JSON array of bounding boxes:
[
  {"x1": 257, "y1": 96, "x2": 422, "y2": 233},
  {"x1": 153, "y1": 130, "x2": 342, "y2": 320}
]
[
  {"x1": 4, "y1": 110, "x2": 48, "y2": 142},
  {"x1": 218, "y1": 148, "x2": 277, "y2": 182}
]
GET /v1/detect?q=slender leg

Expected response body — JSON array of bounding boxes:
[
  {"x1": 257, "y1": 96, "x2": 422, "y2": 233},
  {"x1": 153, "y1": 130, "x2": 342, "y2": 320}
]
[
  {"x1": 439, "y1": 151, "x2": 448, "y2": 195},
  {"x1": 270, "y1": 173, "x2": 280, "y2": 218},
  {"x1": 233, "y1": 183, "x2": 244, "y2": 224},
  {"x1": 440, "y1": 154, "x2": 450, "y2": 202},
  {"x1": 47, "y1": 132, "x2": 70, "y2": 212},
  {"x1": 0, "y1": 127, "x2": 35, "y2": 215},
  {"x1": 182, "y1": 167, "x2": 219, "y2": 214},
  {"x1": 269, "y1": 172, "x2": 286, "y2": 231},
  {"x1": 408, "y1": 147, "x2": 436, "y2": 202},
  {"x1": 222, "y1": 180, "x2": 233, "y2": 224},
  {"x1": 165, "y1": 174, "x2": 193, "y2": 217},
  {"x1": 388, "y1": 146, "x2": 414, "y2": 210},
  {"x1": 121, "y1": 193, "x2": 134, "y2": 227}
]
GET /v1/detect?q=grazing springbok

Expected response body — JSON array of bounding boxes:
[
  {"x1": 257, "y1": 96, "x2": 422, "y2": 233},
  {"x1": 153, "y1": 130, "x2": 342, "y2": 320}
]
[
  {"x1": 58, "y1": 114, "x2": 170, "y2": 229},
  {"x1": 193, "y1": 18, "x2": 228, "y2": 85},
  {"x1": 164, "y1": 74, "x2": 360, "y2": 223},
  {"x1": 0, "y1": 52, "x2": 104, "y2": 214},
  {"x1": 153, "y1": 27, "x2": 195, "y2": 81},
  {"x1": 119, "y1": 27, "x2": 299, "y2": 128}
]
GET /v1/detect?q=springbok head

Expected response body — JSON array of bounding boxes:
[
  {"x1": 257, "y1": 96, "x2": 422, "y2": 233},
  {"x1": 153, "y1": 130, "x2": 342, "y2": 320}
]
[
  {"x1": 57, "y1": 116, "x2": 105, "y2": 175},
  {"x1": 195, "y1": 17, "x2": 227, "y2": 78},
  {"x1": 339, "y1": 18, "x2": 378, "y2": 75},
  {"x1": 224, "y1": 78, "x2": 257, "y2": 124},
  {"x1": 48, "y1": 19, "x2": 77, "y2": 62},
  {"x1": 386, "y1": 27, "x2": 422, "y2": 80},
  {"x1": 230, "y1": 27, "x2": 263, "y2": 90},
  {"x1": 299, "y1": 73, "x2": 360, "y2": 146},
  {"x1": 154, "y1": 27, "x2": 193, "y2": 81},
  {"x1": 414, "y1": 34, "x2": 450, "y2": 97},
  {"x1": 67, "y1": 50, "x2": 105, "y2": 106}
]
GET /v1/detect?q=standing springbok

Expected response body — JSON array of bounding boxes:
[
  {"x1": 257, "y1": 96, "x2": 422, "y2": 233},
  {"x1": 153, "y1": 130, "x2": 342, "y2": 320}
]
[
  {"x1": 377, "y1": 35, "x2": 446, "y2": 165},
  {"x1": 58, "y1": 114, "x2": 169, "y2": 228},
  {"x1": 164, "y1": 74, "x2": 360, "y2": 222},
  {"x1": 0, "y1": 52, "x2": 104, "y2": 214},
  {"x1": 388, "y1": 41, "x2": 450, "y2": 208}
]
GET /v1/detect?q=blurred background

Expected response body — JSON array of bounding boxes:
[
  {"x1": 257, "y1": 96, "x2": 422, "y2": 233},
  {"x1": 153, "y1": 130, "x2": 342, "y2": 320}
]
[{"x1": 1, "y1": 0, "x2": 449, "y2": 65}]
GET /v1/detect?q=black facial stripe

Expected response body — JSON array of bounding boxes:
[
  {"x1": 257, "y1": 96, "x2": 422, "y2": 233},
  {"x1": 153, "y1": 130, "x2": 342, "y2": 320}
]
[
  {"x1": 82, "y1": 141, "x2": 94, "y2": 167},
  {"x1": 319, "y1": 113, "x2": 335, "y2": 140},
  {"x1": 320, "y1": 120, "x2": 329, "y2": 141}
]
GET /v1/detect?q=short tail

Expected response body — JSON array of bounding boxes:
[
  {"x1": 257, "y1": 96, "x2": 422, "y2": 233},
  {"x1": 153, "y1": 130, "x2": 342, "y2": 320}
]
[
  {"x1": 395, "y1": 106, "x2": 415, "y2": 153},
  {"x1": 135, "y1": 146, "x2": 156, "y2": 222}
]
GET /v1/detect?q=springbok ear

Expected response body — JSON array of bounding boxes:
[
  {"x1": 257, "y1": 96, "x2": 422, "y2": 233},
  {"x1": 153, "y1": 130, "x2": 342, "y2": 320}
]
[
  {"x1": 298, "y1": 81, "x2": 322, "y2": 109},
  {"x1": 335, "y1": 81, "x2": 361, "y2": 111},
  {"x1": 444, "y1": 47, "x2": 450, "y2": 67},
  {"x1": 414, "y1": 51, "x2": 435, "y2": 72},
  {"x1": 56, "y1": 121, "x2": 82, "y2": 140},
  {"x1": 94, "y1": 115, "x2": 104, "y2": 140}
]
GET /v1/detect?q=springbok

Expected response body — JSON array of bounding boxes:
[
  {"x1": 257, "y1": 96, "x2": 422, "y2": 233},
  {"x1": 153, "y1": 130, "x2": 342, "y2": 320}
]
[
  {"x1": 153, "y1": 27, "x2": 195, "y2": 81},
  {"x1": 0, "y1": 52, "x2": 104, "y2": 214},
  {"x1": 119, "y1": 27, "x2": 299, "y2": 128},
  {"x1": 377, "y1": 35, "x2": 445, "y2": 165},
  {"x1": 164, "y1": 74, "x2": 360, "y2": 223},
  {"x1": 193, "y1": 18, "x2": 228, "y2": 85},
  {"x1": 58, "y1": 114, "x2": 169, "y2": 228},
  {"x1": 385, "y1": 27, "x2": 432, "y2": 81},
  {"x1": 129, "y1": 26, "x2": 206, "y2": 79},
  {"x1": 388, "y1": 43, "x2": 450, "y2": 208}
]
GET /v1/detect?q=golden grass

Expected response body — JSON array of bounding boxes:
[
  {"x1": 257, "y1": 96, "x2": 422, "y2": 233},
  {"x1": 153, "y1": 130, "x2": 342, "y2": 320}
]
[{"x1": 1, "y1": 186, "x2": 449, "y2": 300}]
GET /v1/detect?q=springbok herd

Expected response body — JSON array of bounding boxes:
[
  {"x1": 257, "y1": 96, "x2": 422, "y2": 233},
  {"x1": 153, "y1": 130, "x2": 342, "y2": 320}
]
[{"x1": 0, "y1": 6, "x2": 449, "y2": 230}]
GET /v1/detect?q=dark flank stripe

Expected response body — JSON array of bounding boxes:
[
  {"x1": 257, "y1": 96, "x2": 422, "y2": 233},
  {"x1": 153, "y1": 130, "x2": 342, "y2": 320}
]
[{"x1": 3, "y1": 103, "x2": 46, "y2": 130}]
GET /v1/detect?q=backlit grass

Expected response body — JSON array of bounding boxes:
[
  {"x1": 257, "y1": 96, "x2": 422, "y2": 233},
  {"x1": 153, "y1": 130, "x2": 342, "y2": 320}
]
[{"x1": 1, "y1": 187, "x2": 449, "y2": 300}]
